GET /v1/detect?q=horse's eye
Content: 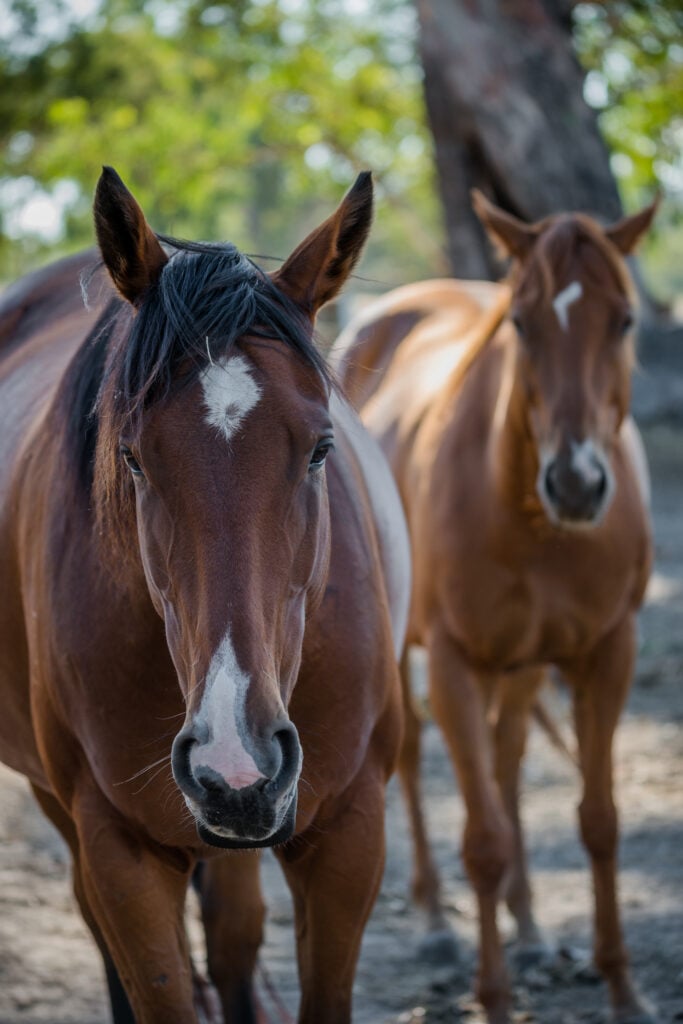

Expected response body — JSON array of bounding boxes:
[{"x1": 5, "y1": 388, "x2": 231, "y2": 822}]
[
  {"x1": 309, "y1": 440, "x2": 334, "y2": 471},
  {"x1": 120, "y1": 445, "x2": 144, "y2": 477},
  {"x1": 620, "y1": 311, "x2": 634, "y2": 336},
  {"x1": 511, "y1": 313, "x2": 525, "y2": 338}
]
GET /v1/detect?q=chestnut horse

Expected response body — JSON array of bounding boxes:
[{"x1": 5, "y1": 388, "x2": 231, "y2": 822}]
[
  {"x1": 0, "y1": 167, "x2": 410, "y2": 1024},
  {"x1": 333, "y1": 193, "x2": 657, "y2": 1024}
]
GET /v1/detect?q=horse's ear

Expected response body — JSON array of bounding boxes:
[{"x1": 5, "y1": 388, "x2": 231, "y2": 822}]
[
  {"x1": 471, "y1": 189, "x2": 539, "y2": 261},
  {"x1": 94, "y1": 166, "x2": 168, "y2": 306},
  {"x1": 271, "y1": 172, "x2": 373, "y2": 317},
  {"x1": 605, "y1": 197, "x2": 659, "y2": 255}
]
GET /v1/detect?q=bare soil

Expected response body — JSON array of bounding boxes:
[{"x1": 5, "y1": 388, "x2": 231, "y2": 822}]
[{"x1": 1, "y1": 424, "x2": 681, "y2": 1024}]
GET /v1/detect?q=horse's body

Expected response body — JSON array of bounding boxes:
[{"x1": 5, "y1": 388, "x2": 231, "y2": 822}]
[
  {"x1": 0, "y1": 170, "x2": 409, "y2": 1024},
  {"x1": 333, "y1": 194, "x2": 657, "y2": 1024}
]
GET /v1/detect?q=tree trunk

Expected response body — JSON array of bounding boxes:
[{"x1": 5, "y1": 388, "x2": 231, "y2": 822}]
[{"x1": 417, "y1": 0, "x2": 623, "y2": 279}]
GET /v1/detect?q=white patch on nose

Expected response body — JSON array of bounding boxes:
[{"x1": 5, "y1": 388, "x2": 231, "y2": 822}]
[
  {"x1": 570, "y1": 439, "x2": 605, "y2": 488},
  {"x1": 190, "y1": 631, "x2": 265, "y2": 790},
  {"x1": 200, "y1": 353, "x2": 261, "y2": 442},
  {"x1": 552, "y1": 280, "x2": 583, "y2": 331}
]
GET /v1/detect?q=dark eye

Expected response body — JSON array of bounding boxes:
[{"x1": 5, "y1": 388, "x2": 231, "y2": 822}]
[
  {"x1": 309, "y1": 439, "x2": 334, "y2": 471},
  {"x1": 511, "y1": 312, "x2": 525, "y2": 338},
  {"x1": 119, "y1": 444, "x2": 144, "y2": 477},
  {"x1": 619, "y1": 311, "x2": 634, "y2": 336}
]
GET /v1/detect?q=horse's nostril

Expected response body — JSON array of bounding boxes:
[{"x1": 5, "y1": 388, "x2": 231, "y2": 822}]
[
  {"x1": 593, "y1": 465, "x2": 607, "y2": 499},
  {"x1": 267, "y1": 722, "x2": 301, "y2": 795},
  {"x1": 171, "y1": 730, "x2": 197, "y2": 784},
  {"x1": 545, "y1": 463, "x2": 558, "y2": 502},
  {"x1": 195, "y1": 768, "x2": 225, "y2": 796}
]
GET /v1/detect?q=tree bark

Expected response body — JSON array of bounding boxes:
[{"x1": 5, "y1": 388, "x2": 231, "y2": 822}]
[{"x1": 417, "y1": 0, "x2": 623, "y2": 279}]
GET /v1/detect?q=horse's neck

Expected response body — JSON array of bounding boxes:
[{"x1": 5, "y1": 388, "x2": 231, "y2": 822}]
[
  {"x1": 486, "y1": 337, "x2": 543, "y2": 524},
  {"x1": 438, "y1": 283, "x2": 512, "y2": 405},
  {"x1": 50, "y1": 451, "x2": 161, "y2": 651}
]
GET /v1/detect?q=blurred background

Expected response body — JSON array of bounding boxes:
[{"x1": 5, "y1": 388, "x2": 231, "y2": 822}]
[{"x1": 0, "y1": 0, "x2": 681, "y2": 320}]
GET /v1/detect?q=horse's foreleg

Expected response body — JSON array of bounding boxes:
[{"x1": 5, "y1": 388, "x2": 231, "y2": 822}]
[
  {"x1": 68, "y1": 781, "x2": 197, "y2": 1024},
  {"x1": 428, "y1": 622, "x2": 513, "y2": 1024},
  {"x1": 277, "y1": 767, "x2": 387, "y2": 1024},
  {"x1": 493, "y1": 667, "x2": 546, "y2": 964},
  {"x1": 198, "y1": 852, "x2": 264, "y2": 1024},
  {"x1": 397, "y1": 648, "x2": 451, "y2": 938},
  {"x1": 30, "y1": 783, "x2": 136, "y2": 1024},
  {"x1": 566, "y1": 615, "x2": 653, "y2": 1024}
]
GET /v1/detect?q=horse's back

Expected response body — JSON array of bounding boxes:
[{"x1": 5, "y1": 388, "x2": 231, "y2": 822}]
[
  {"x1": 0, "y1": 252, "x2": 105, "y2": 485},
  {"x1": 334, "y1": 279, "x2": 509, "y2": 481},
  {"x1": 332, "y1": 278, "x2": 505, "y2": 411},
  {"x1": 0, "y1": 252, "x2": 105, "y2": 784}
]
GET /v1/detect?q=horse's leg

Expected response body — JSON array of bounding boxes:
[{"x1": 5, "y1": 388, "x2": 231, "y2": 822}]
[
  {"x1": 428, "y1": 621, "x2": 513, "y2": 1024},
  {"x1": 65, "y1": 779, "x2": 198, "y2": 1024},
  {"x1": 199, "y1": 852, "x2": 265, "y2": 1024},
  {"x1": 396, "y1": 648, "x2": 457, "y2": 960},
  {"x1": 30, "y1": 783, "x2": 136, "y2": 1024},
  {"x1": 565, "y1": 616, "x2": 653, "y2": 1024},
  {"x1": 492, "y1": 668, "x2": 547, "y2": 967},
  {"x1": 277, "y1": 766, "x2": 387, "y2": 1024}
]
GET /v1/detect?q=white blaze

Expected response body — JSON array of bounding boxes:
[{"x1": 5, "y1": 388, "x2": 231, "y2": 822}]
[
  {"x1": 200, "y1": 353, "x2": 261, "y2": 442},
  {"x1": 552, "y1": 280, "x2": 583, "y2": 331},
  {"x1": 190, "y1": 631, "x2": 264, "y2": 790}
]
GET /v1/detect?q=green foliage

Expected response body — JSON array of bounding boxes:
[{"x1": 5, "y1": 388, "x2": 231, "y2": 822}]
[
  {"x1": 1, "y1": 0, "x2": 681, "y2": 303},
  {"x1": 0, "y1": 0, "x2": 443, "y2": 286},
  {"x1": 574, "y1": 2, "x2": 683, "y2": 301},
  {"x1": 574, "y1": 1, "x2": 683, "y2": 200}
]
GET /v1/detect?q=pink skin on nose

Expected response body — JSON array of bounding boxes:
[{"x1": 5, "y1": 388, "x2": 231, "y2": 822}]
[{"x1": 190, "y1": 737, "x2": 265, "y2": 791}]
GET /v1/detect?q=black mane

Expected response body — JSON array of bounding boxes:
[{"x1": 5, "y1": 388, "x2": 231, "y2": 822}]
[
  {"x1": 119, "y1": 237, "x2": 328, "y2": 415},
  {"x1": 63, "y1": 237, "x2": 329, "y2": 495}
]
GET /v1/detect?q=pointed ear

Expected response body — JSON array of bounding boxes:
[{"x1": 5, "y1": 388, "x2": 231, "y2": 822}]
[
  {"x1": 271, "y1": 172, "x2": 373, "y2": 317},
  {"x1": 471, "y1": 189, "x2": 540, "y2": 261},
  {"x1": 605, "y1": 197, "x2": 659, "y2": 255},
  {"x1": 94, "y1": 166, "x2": 168, "y2": 306}
]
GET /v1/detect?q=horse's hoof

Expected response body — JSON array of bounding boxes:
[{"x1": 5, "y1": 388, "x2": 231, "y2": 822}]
[
  {"x1": 416, "y1": 926, "x2": 460, "y2": 966},
  {"x1": 510, "y1": 941, "x2": 553, "y2": 974}
]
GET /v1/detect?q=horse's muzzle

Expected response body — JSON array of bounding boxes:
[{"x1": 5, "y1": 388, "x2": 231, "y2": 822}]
[
  {"x1": 539, "y1": 443, "x2": 613, "y2": 526},
  {"x1": 171, "y1": 720, "x2": 301, "y2": 847}
]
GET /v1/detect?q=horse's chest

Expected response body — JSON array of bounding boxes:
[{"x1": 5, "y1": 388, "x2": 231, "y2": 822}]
[{"x1": 439, "y1": 534, "x2": 641, "y2": 670}]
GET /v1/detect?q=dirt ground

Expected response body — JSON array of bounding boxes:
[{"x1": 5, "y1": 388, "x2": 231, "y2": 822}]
[{"x1": 0, "y1": 422, "x2": 681, "y2": 1024}]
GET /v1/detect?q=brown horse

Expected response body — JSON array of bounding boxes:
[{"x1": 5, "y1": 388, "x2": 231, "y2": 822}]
[
  {"x1": 0, "y1": 167, "x2": 410, "y2": 1024},
  {"x1": 333, "y1": 193, "x2": 658, "y2": 1024}
]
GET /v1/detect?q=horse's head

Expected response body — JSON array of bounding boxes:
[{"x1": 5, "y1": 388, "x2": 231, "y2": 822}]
[
  {"x1": 93, "y1": 167, "x2": 373, "y2": 847},
  {"x1": 473, "y1": 191, "x2": 657, "y2": 528}
]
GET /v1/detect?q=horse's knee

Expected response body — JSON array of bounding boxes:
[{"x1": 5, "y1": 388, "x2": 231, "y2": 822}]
[
  {"x1": 578, "y1": 797, "x2": 618, "y2": 861},
  {"x1": 463, "y1": 816, "x2": 513, "y2": 896},
  {"x1": 205, "y1": 900, "x2": 265, "y2": 972}
]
